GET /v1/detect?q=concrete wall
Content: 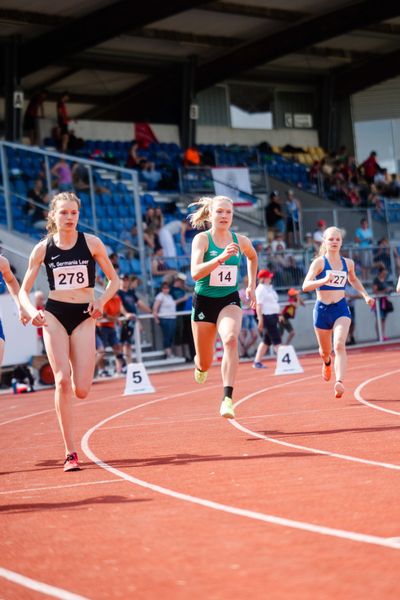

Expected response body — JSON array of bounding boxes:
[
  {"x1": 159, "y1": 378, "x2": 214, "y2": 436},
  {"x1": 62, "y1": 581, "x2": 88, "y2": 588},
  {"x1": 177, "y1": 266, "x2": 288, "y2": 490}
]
[{"x1": 48, "y1": 119, "x2": 319, "y2": 149}]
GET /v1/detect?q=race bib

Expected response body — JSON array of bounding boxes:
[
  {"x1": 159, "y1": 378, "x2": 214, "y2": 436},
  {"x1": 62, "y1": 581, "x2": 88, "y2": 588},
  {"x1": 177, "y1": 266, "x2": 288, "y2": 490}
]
[
  {"x1": 210, "y1": 264, "x2": 238, "y2": 287},
  {"x1": 326, "y1": 270, "x2": 347, "y2": 288},
  {"x1": 53, "y1": 265, "x2": 89, "y2": 290}
]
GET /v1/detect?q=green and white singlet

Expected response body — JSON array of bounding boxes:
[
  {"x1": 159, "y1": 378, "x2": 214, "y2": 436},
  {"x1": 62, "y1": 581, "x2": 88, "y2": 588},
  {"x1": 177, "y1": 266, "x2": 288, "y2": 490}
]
[{"x1": 194, "y1": 231, "x2": 241, "y2": 298}]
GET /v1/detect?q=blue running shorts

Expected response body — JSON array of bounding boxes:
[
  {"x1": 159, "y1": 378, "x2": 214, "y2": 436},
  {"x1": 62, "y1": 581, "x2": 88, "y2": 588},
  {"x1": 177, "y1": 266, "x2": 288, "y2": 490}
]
[{"x1": 313, "y1": 298, "x2": 351, "y2": 330}]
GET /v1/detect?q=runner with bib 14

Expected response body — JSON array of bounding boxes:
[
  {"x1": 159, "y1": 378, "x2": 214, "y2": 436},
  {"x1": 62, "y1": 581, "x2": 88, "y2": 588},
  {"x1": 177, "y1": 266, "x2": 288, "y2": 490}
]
[{"x1": 189, "y1": 195, "x2": 258, "y2": 420}]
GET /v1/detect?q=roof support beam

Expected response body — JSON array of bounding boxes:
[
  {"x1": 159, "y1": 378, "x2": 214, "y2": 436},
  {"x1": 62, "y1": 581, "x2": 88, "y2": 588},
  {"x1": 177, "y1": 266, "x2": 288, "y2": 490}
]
[
  {"x1": 195, "y1": 0, "x2": 400, "y2": 91},
  {"x1": 201, "y1": 2, "x2": 307, "y2": 22},
  {"x1": 334, "y1": 48, "x2": 400, "y2": 97},
  {"x1": 19, "y1": 0, "x2": 212, "y2": 77}
]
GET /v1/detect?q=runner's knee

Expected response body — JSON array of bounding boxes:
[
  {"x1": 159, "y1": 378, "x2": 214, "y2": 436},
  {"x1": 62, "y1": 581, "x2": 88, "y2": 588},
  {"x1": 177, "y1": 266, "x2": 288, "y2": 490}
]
[
  {"x1": 73, "y1": 383, "x2": 90, "y2": 399},
  {"x1": 222, "y1": 332, "x2": 238, "y2": 350}
]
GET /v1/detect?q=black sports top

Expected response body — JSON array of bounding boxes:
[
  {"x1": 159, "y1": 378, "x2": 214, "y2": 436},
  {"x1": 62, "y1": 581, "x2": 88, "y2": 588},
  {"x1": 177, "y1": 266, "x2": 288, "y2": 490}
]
[{"x1": 44, "y1": 232, "x2": 96, "y2": 291}]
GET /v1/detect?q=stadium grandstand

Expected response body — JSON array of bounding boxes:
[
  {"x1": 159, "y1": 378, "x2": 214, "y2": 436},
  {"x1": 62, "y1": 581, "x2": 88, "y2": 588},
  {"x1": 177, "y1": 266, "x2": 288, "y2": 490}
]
[{"x1": 1, "y1": 0, "x2": 400, "y2": 374}]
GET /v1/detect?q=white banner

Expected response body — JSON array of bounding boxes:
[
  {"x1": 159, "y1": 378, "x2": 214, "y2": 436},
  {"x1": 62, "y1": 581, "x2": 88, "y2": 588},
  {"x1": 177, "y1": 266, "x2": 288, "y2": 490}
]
[{"x1": 211, "y1": 167, "x2": 253, "y2": 206}]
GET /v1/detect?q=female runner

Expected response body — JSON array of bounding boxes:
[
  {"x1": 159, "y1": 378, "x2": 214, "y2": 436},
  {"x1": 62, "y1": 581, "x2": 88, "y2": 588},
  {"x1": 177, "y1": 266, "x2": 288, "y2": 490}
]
[
  {"x1": 302, "y1": 226, "x2": 374, "y2": 398},
  {"x1": 189, "y1": 195, "x2": 258, "y2": 419},
  {"x1": 19, "y1": 192, "x2": 119, "y2": 471}
]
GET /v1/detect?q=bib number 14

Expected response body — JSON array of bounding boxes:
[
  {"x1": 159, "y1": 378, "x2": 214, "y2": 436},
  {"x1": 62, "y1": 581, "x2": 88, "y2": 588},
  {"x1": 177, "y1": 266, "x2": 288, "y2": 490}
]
[{"x1": 210, "y1": 264, "x2": 238, "y2": 287}]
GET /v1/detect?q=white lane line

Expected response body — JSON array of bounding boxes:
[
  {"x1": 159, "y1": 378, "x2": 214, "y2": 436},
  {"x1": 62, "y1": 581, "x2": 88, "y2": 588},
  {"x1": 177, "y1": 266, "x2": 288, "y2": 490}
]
[
  {"x1": 0, "y1": 376, "x2": 234, "y2": 428},
  {"x1": 0, "y1": 567, "x2": 89, "y2": 600},
  {"x1": 0, "y1": 478, "x2": 123, "y2": 496},
  {"x1": 0, "y1": 393, "x2": 129, "y2": 426},
  {"x1": 354, "y1": 369, "x2": 400, "y2": 416},
  {"x1": 81, "y1": 381, "x2": 400, "y2": 551},
  {"x1": 230, "y1": 420, "x2": 400, "y2": 471},
  {"x1": 0, "y1": 356, "x2": 383, "y2": 427},
  {"x1": 228, "y1": 370, "x2": 400, "y2": 471}
]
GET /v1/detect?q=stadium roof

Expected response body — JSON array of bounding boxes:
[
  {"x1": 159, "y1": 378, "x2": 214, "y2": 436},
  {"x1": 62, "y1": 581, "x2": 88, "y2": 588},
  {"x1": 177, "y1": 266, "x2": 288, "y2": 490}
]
[{"x1": 1, "y1": 0, "x2": 400, "y2": 123}]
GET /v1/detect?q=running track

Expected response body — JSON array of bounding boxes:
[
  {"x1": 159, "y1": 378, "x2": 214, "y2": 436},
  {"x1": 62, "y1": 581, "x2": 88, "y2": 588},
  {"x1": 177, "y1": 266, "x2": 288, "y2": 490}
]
[{"x1": 1, "y1": 346, "x2": 400, "y2": 599}]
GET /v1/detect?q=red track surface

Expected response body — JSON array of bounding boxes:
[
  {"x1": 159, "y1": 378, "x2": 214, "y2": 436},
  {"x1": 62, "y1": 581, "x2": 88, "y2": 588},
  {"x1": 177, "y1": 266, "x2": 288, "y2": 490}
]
[{"x1": 1, "y1": 346, "x2": 400, "y2": 599}]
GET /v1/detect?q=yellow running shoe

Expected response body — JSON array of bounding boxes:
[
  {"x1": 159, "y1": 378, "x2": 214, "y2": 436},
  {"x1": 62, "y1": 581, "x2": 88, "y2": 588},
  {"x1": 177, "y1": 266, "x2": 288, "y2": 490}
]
[
  {"x1": 194, "y1": 368, "x2": 208, "y2": 384},
  {"x1": 220, "y1": 397, "x2": 235, "y2": 419},
  {"x1": 334, "y1": 380, "x2": 345, "y2": 398},
  {"x1": 322, "y1": 359, "x2": 331, "y2": 381}
]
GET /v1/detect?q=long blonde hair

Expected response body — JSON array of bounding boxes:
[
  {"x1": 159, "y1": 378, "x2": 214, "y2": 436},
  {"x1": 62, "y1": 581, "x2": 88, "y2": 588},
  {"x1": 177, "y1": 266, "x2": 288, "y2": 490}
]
[
  {"x1": 318, "y1": 226, "x2": 343, "y2": 256},
  {"x1": 188, "y1": 195, "x2": 233, "y2": 229},
  {"x1": 46, "y1": 192, "x2": 81, "y2": 236}
]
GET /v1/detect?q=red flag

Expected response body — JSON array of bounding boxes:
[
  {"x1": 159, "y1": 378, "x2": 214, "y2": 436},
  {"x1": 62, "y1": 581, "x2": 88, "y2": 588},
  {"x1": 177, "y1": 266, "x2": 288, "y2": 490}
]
[{"x1": 134, "y1": 123, "x2": 158, "y2": 149}]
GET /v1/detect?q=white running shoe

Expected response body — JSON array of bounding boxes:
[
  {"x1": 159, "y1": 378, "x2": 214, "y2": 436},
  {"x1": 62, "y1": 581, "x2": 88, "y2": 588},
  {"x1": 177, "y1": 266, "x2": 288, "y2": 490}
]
[{"x1": 219, "y1": 397, "x2": 235, "y2": 419}]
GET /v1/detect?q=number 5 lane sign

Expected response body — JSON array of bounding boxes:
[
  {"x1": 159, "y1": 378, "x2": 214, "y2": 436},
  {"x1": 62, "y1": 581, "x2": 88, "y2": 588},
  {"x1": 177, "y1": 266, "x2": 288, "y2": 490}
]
[{"x1": 124, "y1": 362, "x2": 155, "y2": 395}]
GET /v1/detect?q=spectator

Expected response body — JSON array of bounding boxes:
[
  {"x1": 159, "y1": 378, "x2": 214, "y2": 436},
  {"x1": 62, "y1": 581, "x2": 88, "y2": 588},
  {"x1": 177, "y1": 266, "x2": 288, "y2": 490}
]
[
  {"x1": 253, "y1": 269, "x2": 282, "y2": 369},
  {"x1": 309, "y1": 160, "x2": 320, "y2": 192},
  {"x1": 126, "y1": 141, "x2": 142, "y2": 169},
  {"x1": 180, "y1": 218, "x2": 198, "y2": 254},
  {"x1": 372, "y1": 266, "x2": 394, "y2": 341},
  {"x1": 387, "y1": 173, "x2": 400, "y2": 198},
  {"x1": 158, "y1": 218, "x2": 181, "y2": 259},
  {"x1": 238, "y1": 275, "x2": 258, "y2": 358},
  {"x1": 118, "y1": 274, "x2": 151, "y2": 364},
  {"x1": 108, "y1": 252, "x2": 120, "y2": 273},
  {"x1": 279, "y1": 288, "x2": 305, "y2": 346},
  {"x1": 121, "y1": 225, "x2": 139, "y2": 250},
  {"x1": 151, "y1": 247, "x2": 177, "y2": 287},
  {"x1": 23, "y1": 90, "x2": 47, "y2": 146},
  {"x1": 373, "y1": 238, "x2": 391, "y2": 272},
  {"x1": 303, "y1": 232, "x2": 316, "y2": 262},
  {"x1": 56, "y1": 91, "x2": 70, "y2": 153},
  {"x1": 143, "y1": 206, "x2": 163, "y2": 230},
  {"x1": 313, "y1": 219, "x2": 326, "y2": 253},
  {"x1": 374, "y1": 167, "x2": 389, "y2": 188},
  {"x1": 153, "y1": 281, "x2": 177, "y2": 358},
  {"x1": 23, "y1": 178, "x2": 48, "y2": 229},
  {"x1": 354, "y1": 218, "x2": 374, "y2": 281},
  {"x1": 51, "y1": 158, "x2": 73, "y2": 192},
  {"x1": 144, "y1": 223, "x2": 161, "y2": 254},
  {"x1": 96, "y1": 293, "x2": 129, "y2": 375},
  {"x1": 170, "y1": 273, "x2": 193, "y2": 361},
  {"x1": 270, "y1": 232, "x2": 287, "y2": 271},
  {"x1": 361, "y1": 151, "x2": 380, "y2": 185},
  {"x1": 284, "y1": 189, "x2": 302, "y2": 247},
  {"x1": 265, "y1": 190, "x2": 285, "y2": 241},
  {"x1": 139, "y1": 161, "x2": 162, "y2": 191},
  {"x1": 67, "y1": 129, "x2": 85, "y2": 154},
  {"x1": 345, "y1": 284, "x2": 361, "y2": 345},
  {"x1": 71, "y1": 162, "x2": 90, "y2": 192}
]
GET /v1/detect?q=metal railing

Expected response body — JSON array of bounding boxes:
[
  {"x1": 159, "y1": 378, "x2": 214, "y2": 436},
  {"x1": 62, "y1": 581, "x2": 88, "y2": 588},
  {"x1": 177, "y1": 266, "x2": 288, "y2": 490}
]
[{"x1": 0, "y1": 141, "x2": 149, "y2": 292}]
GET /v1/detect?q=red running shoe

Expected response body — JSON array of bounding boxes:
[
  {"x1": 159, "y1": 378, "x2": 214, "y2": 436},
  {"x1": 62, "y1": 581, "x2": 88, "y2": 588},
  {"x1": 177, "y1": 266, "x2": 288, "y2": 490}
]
[
  {"x1": 63, "y1": 452, "x2": 80, "y2": 472},
  {"x1": 322, "y1": 359, "x2": 331, "y2": 381}
]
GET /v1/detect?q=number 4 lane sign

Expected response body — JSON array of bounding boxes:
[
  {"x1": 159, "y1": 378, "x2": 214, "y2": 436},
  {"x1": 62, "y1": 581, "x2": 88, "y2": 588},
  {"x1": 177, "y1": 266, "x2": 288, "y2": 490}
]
[
  {"x1": 124, "y1": 362, "x2": 155, "y2": 395},
  {"x1": 275, "y1": 345, "x2": 304, "y2": 375}
]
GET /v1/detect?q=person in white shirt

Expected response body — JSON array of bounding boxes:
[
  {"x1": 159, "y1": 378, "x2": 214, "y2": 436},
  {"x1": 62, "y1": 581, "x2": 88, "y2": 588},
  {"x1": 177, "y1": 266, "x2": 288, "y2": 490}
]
[
  {"x1": 313, "y1": 219, "x2": 327, "y2": 252},
  {"x1": 253, "y1": 269, "x2": 282, "y2": 369},
  {"x1": 153, "y1": 281, "x2": 177, "y2": 358}
]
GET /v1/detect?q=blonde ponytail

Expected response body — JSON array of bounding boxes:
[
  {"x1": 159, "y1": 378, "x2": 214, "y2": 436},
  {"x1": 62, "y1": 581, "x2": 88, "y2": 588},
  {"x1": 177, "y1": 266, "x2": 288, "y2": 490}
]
[
  {"x1": 188, "y1": 195, "x2": 233, "y2": 229},
  {"x1": 188, "y1": 196, "x2": 213, "y2": 229}
]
